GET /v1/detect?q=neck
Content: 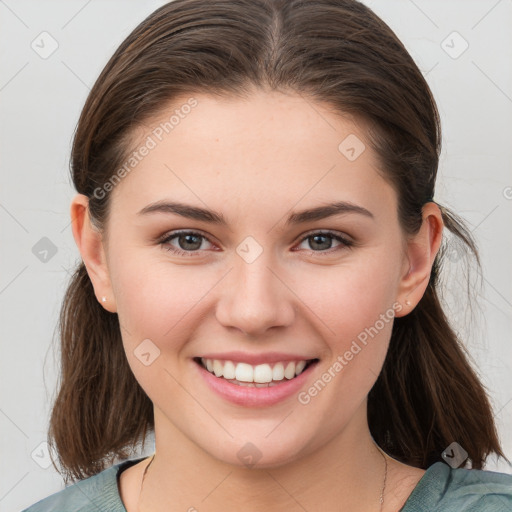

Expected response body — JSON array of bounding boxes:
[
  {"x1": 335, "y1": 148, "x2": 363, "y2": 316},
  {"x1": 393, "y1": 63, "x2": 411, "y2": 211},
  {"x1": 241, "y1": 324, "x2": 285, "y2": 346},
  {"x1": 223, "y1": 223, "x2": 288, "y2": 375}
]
[{"x1": 138, "y1": 403, "x2": 390, "y2": 512}]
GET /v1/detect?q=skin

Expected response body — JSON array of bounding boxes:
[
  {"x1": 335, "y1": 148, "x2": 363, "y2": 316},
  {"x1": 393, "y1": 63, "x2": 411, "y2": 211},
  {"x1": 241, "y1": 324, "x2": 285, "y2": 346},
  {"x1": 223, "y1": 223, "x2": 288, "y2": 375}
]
[{"x1": 71, "y1": 89, "x2": 443, "y2": 511}]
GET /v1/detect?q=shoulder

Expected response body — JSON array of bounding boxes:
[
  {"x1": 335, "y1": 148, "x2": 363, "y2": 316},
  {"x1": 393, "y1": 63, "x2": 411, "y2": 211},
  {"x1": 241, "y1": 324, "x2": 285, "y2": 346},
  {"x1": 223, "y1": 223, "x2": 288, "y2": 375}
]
[
  {"x1": 401, "y1": 462, "x2": 512, "y2": 512},
  {"x1": 21, "y1": 457, "x2": 146, "y2": 512}
]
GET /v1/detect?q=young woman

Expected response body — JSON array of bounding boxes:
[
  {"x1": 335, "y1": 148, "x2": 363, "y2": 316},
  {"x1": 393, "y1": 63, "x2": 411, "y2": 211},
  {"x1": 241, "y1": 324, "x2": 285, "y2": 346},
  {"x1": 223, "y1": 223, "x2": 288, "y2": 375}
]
[{"x1": 23, "y1": 0, "x2": 512, "y2": 511}]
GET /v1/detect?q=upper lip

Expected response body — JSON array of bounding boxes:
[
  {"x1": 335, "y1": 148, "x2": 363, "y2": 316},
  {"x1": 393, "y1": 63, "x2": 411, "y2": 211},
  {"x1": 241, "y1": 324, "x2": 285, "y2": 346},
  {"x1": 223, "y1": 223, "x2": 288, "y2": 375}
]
[{"x1": 196, "y1": 351, "x2": 318, "y2": 365}]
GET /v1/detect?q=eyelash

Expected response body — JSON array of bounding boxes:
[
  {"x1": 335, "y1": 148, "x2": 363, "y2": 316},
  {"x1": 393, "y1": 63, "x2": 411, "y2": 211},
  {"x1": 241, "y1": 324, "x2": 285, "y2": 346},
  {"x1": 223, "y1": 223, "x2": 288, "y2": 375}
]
[{"x1": 158, "y1": 229, "x2": 354, "y2": 257}]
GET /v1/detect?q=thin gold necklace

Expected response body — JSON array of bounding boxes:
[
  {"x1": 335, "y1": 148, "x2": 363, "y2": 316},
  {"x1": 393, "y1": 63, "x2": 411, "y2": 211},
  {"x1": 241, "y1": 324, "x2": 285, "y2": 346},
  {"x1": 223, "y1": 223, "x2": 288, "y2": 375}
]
[
  {"x1": 137, "y1": 450, "x2": 388, "y2": 511},
  {"x1": 378, "y1": 447, "x2": 388, "y2": 511}
]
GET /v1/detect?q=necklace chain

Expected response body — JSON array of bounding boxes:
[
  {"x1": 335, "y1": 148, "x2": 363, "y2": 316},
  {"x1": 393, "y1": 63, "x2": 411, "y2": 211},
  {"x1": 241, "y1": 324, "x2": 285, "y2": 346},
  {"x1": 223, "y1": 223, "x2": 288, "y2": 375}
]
[
  {"x1": 138, "y1": 449, "x2": 388, "y2": 512},
  {"x1": 379, "y1": 448, "x2": 388, "y2": 511}
]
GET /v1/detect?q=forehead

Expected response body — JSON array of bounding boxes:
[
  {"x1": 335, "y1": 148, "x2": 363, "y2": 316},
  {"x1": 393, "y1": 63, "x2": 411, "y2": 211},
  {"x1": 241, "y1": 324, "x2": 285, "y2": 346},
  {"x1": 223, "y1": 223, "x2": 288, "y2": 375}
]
[{"x1": 109, "y1": 90, "x2": 395, "y2": 223}]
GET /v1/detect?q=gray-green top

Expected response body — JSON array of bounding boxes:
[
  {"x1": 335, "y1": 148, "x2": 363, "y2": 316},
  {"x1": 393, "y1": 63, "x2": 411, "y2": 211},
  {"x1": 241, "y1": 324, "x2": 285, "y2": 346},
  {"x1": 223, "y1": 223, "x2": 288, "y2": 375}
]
[{"x1": 22, "y1": 457, "x2": 512, "y2": 511}]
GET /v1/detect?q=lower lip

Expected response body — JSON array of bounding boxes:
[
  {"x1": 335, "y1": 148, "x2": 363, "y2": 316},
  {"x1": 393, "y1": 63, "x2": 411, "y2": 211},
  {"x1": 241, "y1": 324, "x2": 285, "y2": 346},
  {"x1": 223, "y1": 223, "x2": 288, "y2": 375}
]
[{"x1": 194, "y1": 359, "x2": 318, "y2": 407}]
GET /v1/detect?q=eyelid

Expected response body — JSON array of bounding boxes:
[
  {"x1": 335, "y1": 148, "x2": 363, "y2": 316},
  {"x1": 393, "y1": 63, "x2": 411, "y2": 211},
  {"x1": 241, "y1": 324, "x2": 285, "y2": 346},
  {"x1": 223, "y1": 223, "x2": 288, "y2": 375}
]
[
  {"x1": 298, "y1": 228, "x2": 354, "y2": 244},
  {"x1": 156, "y1": 228, "x2": 354, "y2": 244},
  {"x1": 157, "y1": 228, "x2": 355, "y2": 257},
  {"x1": 156, "y1": 229, "x2": 218, "y2": 253},
  {"x1": 292, "y1": 230, "x2": 355, "y2": 255},
  {"x1": 156, "y1": 228, "x2": 215, "y2": 245}
]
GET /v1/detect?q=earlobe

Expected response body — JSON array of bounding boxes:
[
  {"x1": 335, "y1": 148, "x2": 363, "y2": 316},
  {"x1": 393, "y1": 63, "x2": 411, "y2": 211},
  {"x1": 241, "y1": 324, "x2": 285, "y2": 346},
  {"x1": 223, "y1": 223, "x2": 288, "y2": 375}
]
[
  {"x1": 395, "y1": 202, "x2": 443, "y2": 317},
  {"x1": 70, "y1": 193, "x2": 117, "y2": 313}
]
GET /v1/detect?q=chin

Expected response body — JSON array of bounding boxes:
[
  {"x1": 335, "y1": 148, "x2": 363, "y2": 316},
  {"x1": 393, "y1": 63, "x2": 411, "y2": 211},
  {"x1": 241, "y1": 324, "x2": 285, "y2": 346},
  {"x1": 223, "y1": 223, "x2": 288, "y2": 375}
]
[{"x1": 202, "y1": 431, "x2": 311, "y2": 470}]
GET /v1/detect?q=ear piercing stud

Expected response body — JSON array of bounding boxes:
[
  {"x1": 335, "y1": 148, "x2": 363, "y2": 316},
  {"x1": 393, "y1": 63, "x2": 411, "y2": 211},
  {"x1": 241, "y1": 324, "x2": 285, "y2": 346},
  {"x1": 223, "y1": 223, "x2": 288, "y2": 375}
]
[
  {"x1": 101, "y1": 296, "x2": 107, "y2": 302},
  {"x1": 405, "y1": 300, "x2": 411, "y2": 306}
]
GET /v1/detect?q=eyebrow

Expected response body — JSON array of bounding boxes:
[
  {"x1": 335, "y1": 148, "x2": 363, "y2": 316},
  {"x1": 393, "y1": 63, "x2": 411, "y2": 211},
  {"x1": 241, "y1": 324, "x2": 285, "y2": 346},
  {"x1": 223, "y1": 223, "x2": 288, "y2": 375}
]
[{"x1": 137, "y1": 200, "x2": 374, "y2": 225}]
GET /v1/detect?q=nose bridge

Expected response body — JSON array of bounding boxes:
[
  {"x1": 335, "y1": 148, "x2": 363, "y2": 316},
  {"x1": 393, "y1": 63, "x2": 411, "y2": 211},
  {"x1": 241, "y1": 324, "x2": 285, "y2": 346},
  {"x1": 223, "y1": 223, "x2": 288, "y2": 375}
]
[{"x1": 215, "y1": 239, "x2": 295, "y2": 336}]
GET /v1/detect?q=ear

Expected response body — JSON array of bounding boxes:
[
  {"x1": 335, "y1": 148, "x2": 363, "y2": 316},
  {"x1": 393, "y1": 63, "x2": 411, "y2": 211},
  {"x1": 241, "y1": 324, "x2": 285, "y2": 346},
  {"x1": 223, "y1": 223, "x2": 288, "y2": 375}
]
[
  {"x1": 394, "y1": 202, "x2": 443, "y2": 317},
  {"x1": 70, "y1": 193, "x2": 117, "y2": 313}
]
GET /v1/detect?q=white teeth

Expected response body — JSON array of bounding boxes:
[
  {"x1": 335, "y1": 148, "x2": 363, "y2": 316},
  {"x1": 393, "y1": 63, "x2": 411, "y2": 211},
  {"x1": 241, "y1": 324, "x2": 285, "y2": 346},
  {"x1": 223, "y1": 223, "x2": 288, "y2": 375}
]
[
  {"x1": 253, "y1": 364, "x2": 273, "y2": 383},
  {"x1": 213, "y1": 359, "x2": 224, "y2": 377},
  {"x1": 295, "y1": 360, "x2": 307, "y2": 375},
  {"x1": 272, "y1": 363, "x2": 285, "y2": 381},
  {"x1": 223, "y1": 360, "x2": 236, "y2": 379},
  {"x1": 200, "y1": 358, "x2": 312, "y2": 383},
  {"x1": 235, "y1": 362, "x2": 253, "y2": 382},
  {"x1": 284, "y1": 362, "x2": 296, "y2": 379}
]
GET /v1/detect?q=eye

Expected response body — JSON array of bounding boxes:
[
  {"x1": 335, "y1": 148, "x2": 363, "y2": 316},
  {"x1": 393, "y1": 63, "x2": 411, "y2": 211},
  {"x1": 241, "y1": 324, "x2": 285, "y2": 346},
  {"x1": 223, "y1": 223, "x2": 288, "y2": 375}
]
[
  {"x1": 158, "y1": 229, "x2": 354, "y2": 257},
  {"x1": 294, "y1": 230, "x2": 354, "y2": 255},
  {"x1": 159, "y1": 230, "x2": 215, "y2": 257}
]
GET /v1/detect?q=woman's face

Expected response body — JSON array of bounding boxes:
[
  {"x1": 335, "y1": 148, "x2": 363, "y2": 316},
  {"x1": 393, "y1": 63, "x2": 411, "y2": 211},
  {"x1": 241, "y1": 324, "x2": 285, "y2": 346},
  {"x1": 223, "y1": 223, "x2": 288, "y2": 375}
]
[{"x1": 97, "y1": 90, "x2": 415, "y2": 467}]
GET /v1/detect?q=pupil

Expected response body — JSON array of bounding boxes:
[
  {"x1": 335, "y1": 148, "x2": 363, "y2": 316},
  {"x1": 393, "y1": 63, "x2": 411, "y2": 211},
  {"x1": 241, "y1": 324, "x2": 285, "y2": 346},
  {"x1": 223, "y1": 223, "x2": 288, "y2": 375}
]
[
  {"x1": 181, "y1": 234, "x2": 200, "y2": 250},
  {"x1": 311, "y1": 234, "x2": 330, "y2": 250}
]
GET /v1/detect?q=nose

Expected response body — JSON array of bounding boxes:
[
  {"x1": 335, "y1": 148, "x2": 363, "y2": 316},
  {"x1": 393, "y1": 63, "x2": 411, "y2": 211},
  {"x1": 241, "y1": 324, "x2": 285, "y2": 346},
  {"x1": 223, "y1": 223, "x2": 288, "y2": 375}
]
[{"x1": 215, "y1": 252, "x2": 296, "y2": 337}]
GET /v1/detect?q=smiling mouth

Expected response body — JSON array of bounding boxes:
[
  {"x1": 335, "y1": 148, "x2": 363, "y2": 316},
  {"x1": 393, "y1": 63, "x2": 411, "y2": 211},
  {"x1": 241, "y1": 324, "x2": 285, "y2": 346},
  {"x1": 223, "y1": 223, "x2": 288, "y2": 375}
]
[{"x1": 193, "y1": 357, "x2": 319, "y2": 387}]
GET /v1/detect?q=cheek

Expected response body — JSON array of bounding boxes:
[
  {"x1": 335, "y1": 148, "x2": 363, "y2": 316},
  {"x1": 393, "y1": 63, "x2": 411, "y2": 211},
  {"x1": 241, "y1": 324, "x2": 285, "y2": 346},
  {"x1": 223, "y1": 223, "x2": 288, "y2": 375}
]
[
  {"x1": 302, "y1": 255, "x2": 398, "y2": 340},
  {"x1": 111, "y1": 255, "x2": 211, "y2": 400},
  {"x1": 111, "y1": 248, "x2": 205, "y2": 337},
  {"x1": 297, "y1": 253, "x2": 398, "y2": 393},
  {"x1": 109, "y1": 256, "x2": 205, "y2": 386},
  {"x1": 293, "y1": 273, "x2": 395, "y2": 426}
]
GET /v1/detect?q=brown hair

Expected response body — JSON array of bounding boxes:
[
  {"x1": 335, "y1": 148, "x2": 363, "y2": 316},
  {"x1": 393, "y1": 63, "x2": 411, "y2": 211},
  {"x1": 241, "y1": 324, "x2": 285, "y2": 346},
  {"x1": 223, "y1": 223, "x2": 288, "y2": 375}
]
[{"x1": 49, "y1": 0, "x2": 507, "y2": 482}]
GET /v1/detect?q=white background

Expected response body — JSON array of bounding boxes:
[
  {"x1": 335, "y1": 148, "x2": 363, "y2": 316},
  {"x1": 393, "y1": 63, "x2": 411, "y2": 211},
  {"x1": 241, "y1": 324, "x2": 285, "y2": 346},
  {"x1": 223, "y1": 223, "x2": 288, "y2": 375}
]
[{"x1": 1, "y1": 1, "x2": 511, "y2": 510}]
